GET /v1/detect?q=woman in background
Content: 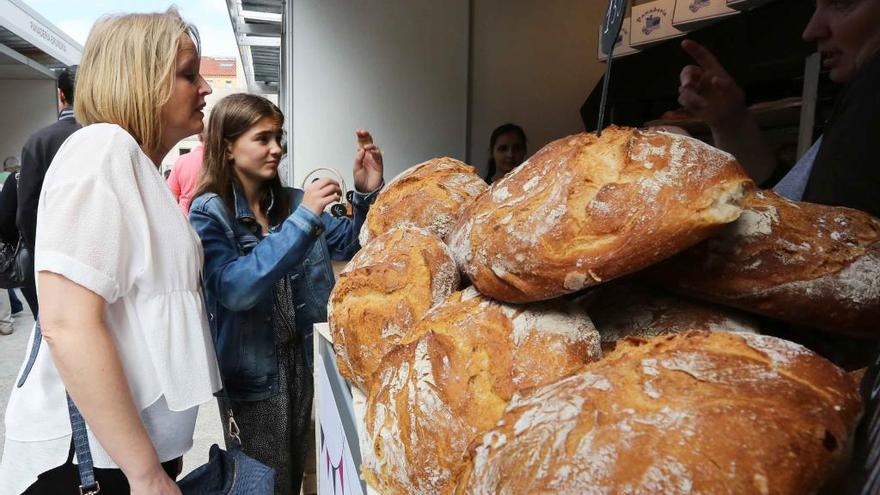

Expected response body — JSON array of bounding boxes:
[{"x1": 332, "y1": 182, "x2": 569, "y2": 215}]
[
  {"x1": 484, "y1": 123, "x2": 527, "y2": 184},
  {"x1": 0, "y1": 8, "x2": 220, "y2": 495},
  {"x1": 189, "y1": 93, "x2": 383, "y2": 494}
]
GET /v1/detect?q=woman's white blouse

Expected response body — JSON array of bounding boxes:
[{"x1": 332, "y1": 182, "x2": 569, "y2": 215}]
[{"x1": 0, "y1": 124, "x2": 222, "y2": 493}]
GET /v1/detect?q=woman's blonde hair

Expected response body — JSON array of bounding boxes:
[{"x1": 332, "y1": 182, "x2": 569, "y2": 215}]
[{"x1": 74, "y1": 7, "x2": 199, "y2": 155}]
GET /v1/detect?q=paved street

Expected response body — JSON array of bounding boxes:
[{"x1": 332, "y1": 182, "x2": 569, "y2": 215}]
[{"x1": 0, "y1": 296, "x2": 225, "y2": 476}]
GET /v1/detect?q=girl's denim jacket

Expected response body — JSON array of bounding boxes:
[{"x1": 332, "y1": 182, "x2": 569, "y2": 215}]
[{"x1": 189, "y1": 184, "x2": 378, "y2": 401}]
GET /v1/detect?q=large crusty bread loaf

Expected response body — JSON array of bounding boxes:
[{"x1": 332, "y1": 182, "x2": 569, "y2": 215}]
[
  {"x1": 657, "y1": 189, "x2": 880, "y2": 337},
  {"x1": 583, "y1": 282, "x2": 761, "y2": 352},
  {"x1": 455, "y1": 331, "x2": 862, "y2": 494},
  {"x1": 329, "y1": 227, "x2": 459, "y2": 391},
  {"x1": 448, "y1": 126, "x2": 752, "y2": 304},
  {"x1": 360, "y1": 157, "x2": 487, "y2": 245},
  {"x1": 362, "y1": 287, "x2": 601, "y2": 495}
]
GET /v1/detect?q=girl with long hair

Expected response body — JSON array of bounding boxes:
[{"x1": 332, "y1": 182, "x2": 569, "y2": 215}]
[{"x1": 189, "y1": 93, "x2": 383, "y2": 494}]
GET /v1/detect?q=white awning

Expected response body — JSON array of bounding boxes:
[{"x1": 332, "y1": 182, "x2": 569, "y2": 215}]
[{"x1": 0, "y1": 0, "x2": 81, "y2": 79}]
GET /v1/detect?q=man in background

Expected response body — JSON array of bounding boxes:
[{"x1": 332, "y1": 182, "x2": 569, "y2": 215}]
[{"x1": 16, "y1": 66, "x2": 80, "y2": 318}]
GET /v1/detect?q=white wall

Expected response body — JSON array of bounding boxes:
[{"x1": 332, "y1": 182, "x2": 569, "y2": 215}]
[
  {"x1": 291, "y1": 0, "x2": 469, "y2": 190},
  {"x1": 469, "y1": 0, "x2": 605, "y2": 177},
  {"x1": 0, "y1": 79, "x2": 57, "y2": 166}
]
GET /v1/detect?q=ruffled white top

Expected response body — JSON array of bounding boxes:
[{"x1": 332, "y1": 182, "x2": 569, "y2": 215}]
[{"x1": 0, "y1": 124, "x2": 222, "y2": 493}]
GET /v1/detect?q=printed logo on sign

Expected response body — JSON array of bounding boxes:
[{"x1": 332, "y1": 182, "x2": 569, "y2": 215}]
[
  {"x1": 636, "y1": 7, "x2": 668, "y2": 36},
  {"x1": 643, "y1": 15, "x2": 661, "y2": 35},
  {"x1": 689, "y1": 0, "x2": 711, "y2": 13}
]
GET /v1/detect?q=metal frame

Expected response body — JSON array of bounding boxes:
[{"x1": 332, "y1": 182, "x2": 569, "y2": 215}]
[
  {"x1": 224, "y1": 0, "x2": 282, "y2": 95},
  {"x1": 0, "y1": 40, "x2": 56, "y2": 79}
]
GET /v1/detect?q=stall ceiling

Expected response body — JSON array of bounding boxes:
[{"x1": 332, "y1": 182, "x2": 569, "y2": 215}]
[
  {"x1": 227, "y1": 0, "x2": 282, "y2": 93},
  {"x1": 0, "y1": 26, "x2": 65, "y2": 70},
  {"x1": 242, "y1": 0, "x2": 282, "y2": 14}
]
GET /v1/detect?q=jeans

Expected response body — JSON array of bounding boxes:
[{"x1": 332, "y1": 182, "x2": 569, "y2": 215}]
[{"x1": 0, "y1": 289, "x2": 12, "y2": 335}]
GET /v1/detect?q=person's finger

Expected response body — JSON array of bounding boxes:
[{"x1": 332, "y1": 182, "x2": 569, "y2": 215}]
[
  {"x1": 681, "y1": 39, "x2": 727, "y2": 75},
  {"x1": 317, "y1": 179, "x2": 341, "y2": 191},
  {"x1": 309, "y1": 178, "x2": 335, "y2": 189},
  {"x1": 680, "y1": 65, "x2": 704, "y2": 90},
  {"x1": 678, "y1": 88, "x2": 709, "y2": 112},
  {"x1": 356, "y1": 130, "x2": 373, "y2": 148},
  {"x1": 354, "y1": 148, "x2": 366, "y2": 162},
  {"x1": 711, "y1": 75, "x2": 734, "y2": 92},
  {"x1": 318, "y1": 183, "x2": 342, "y2": 196}
]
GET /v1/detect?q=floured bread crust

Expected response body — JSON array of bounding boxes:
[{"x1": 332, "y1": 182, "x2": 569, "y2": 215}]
[
  {"x1": 659, "y1": 189, "x2": 880, "y2": 337},
  {"x1": 583, "y1": 282, "x2": 761, "y2": 352},
  {"x1": 456, "y1": 331, "x2": 861, "y2": 494},
  {"x1": 362, "y1": 287, "x2": 601, "y2": 495},
  {"x1": 360, "y1": 157, "x2": 487, "y2": 245},
  {"x1": 449, "y1": 126, "x2": 752, "y2": 303},
  {"x1": 329, "y1": 226, "x2": 459, "y2": 391}
]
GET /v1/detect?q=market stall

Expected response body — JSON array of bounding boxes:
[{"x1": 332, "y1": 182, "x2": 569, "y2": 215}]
[{"x1": 312, "y1": 0, "x2": 879, "y2": 493}]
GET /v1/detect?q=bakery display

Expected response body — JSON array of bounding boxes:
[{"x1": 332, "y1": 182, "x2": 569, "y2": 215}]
[
  {"x1": 329, "y1": 226, "x2": 459, "y2": 391},
  {"x1": 448, "y1": 126, "x2": 752, "y2": 304},
  {"x1": 583, "y1": 281, "x2": 761, "y2": 352},
  {"x1": 455, "y1": 331, "x2": 861, "y2": 494},
  {"x1": 359, "y1": 157, "x2": 487, "y2": 245},
  {"x1": 320, "y1": 125, "x2": 871, "y2": 494},
  {"x1": 658, "y1": 189, "x2": 880, "y2": 337},
  {"x1": 362, "y1": 287, "x2": 601, "y2": 494}
]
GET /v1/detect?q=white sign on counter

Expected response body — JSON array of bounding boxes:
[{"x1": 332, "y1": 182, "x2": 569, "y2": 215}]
[
  {"x1": 315, "y1": 323, "x2": 370, "y2": 495},
  {"x1": 630, "y1": 0, "x2": 685, "y2": 48}
]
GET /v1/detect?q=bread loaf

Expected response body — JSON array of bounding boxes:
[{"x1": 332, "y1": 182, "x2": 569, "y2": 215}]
[
  {"x1": 362, "y1": 287, "x2": 601, "y2": 494},
  {"x1": 583, "y1": 282, "x2": 761, "y2": 352},
  {"x1": 456, "y1": 331, "x2": 861, "y2": 494},
  {"x1": 448, "y1": 126, "x2": 752, "y2": 304},
  {"x1": 658, "y1": 189, "x2": 880, "y2": 337},
  {"x1": 360, "y1": 157, "x2": 487, "y2": 245},
  {"x1": 329, "y1": 227, "x2": 459, "y2": 391}
]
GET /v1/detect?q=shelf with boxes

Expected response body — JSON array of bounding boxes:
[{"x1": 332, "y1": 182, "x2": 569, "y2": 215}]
[
  {"x1": 587, "y1": 0, "x2": 838, "y2": 188},
  {"x1": 599, "y1": 0, "x2": 771, "y2": 60}
]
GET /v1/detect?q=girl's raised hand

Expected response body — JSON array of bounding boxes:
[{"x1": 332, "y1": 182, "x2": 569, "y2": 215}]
[{"x1": 353, "y1": 129, "x2": 384, "y2": 193}]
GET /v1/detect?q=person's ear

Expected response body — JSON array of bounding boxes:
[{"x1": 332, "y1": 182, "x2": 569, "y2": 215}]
[
  {"x1": 225, "y1": 140, "x2": 235, "y2": 162},
  {"x1": 57, "y1": 88, "x2": 66, "y2": 107}
]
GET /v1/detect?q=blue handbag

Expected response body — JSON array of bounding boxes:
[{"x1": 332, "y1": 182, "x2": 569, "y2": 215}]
[{"x1": 19, "y1": 322, "x2": 275, "y2": 494}]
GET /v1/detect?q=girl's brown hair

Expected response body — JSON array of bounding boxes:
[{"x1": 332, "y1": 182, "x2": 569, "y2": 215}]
[{"x1": 195, "y1": 93, "x2": 289, "y2": 223}]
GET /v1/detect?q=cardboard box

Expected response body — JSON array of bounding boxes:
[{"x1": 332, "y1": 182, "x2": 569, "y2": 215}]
[
  {"x1": 727, "y1": 0, "x2": 775, "y2": 10},
  {"x1": 598, "y1": 18, "x2": 640, "y2": 61},
  {"x1": 673, "y1": 0, "x2": 739, "y2": 30},
  {"x1": 630, "y1": 0, "x2": 685, "y2": 48}
]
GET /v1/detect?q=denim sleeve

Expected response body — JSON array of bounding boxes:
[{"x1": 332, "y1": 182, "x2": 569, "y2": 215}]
[
  {"x1": 190, "y1": 199, "x2": 324, "y2": 311},
  {"x1": 322, "y1": 183, "x2": 382, "y2": 261}
]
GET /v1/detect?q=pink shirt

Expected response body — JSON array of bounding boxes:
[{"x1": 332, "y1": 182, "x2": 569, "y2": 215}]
[{"x1": 166, "y1": 145, "x2": 204, "y2": 215}]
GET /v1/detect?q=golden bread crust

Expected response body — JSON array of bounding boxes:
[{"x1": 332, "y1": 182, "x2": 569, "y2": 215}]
[{"x1": 449, "y1": 127, "x2": 752, "y2": 303}]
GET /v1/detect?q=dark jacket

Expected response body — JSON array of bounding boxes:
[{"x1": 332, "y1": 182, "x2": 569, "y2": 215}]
[
  {"x1": 803, "y1": 54, "x2": 880, "y2": 218},
  {"x1": 17, "y1": 109, "x2": 80, "y2": 253},
  {"x1": 0, "y1": 173, "x2": 18, "y2": 245},
  {"x1": 189, "y1": 184, "x2": 378, "y2": 401}
]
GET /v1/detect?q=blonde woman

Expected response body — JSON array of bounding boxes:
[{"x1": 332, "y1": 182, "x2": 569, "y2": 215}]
[{"x1": 0, "y1": 8, "x2": 220, "y2": 495}]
